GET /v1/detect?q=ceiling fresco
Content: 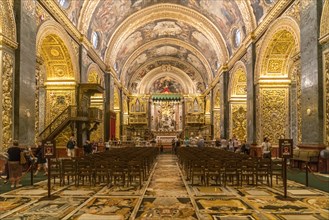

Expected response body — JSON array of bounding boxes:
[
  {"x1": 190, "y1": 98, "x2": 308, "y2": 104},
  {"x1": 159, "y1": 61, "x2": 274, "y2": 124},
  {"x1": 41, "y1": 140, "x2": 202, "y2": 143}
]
[
  {"x1": 115, "y1": 19, "x2": 218, "y2": 75},
  {"x1": 123, "y1": 44, "x2": 207, "y2": 84},
  {"x1": 54, "y1": 0, "x2": 278, "y2": 93}
]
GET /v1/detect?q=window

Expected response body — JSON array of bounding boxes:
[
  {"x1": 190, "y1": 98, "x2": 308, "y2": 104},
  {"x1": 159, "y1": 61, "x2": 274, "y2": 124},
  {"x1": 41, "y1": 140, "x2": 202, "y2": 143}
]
[
  {"x1": 58, "y1": 0, "x2": 70, "y2": 9},
  {"x1": 233, "y1": 28, "x2": 241, "y2": 48},
  {"x1": 91, "y1": 31, "x2": 99, "y2": 49}
]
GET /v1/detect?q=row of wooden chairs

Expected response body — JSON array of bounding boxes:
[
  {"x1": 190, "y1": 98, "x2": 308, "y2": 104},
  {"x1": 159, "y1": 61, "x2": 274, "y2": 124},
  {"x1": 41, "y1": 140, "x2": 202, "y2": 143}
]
[
  {"x1": 49, "y1": 147, "x2": 158, "y2": 188},
  {"x1": 178, "y1": 147, "x2": 283, "y2": 187}
]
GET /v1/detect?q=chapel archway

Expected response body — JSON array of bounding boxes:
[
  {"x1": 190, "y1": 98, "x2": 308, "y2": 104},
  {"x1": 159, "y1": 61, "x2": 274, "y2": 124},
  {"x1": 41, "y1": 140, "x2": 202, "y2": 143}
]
[
  {"x1": 36, "y1": 21, "x2": 78, "y2": 145},
  {"x1": 255, "y1": 17, "x2": 300, "y2": 144},
  {"x1": 229, "y1": 63, "x2": 247, "y2": 141}
]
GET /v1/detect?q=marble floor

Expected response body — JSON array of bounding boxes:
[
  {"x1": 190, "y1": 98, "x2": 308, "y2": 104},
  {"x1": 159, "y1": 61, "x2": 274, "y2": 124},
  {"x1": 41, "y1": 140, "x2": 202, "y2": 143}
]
[{"x1": 0, "y1": 154, "x2": 328, "y2": 220}]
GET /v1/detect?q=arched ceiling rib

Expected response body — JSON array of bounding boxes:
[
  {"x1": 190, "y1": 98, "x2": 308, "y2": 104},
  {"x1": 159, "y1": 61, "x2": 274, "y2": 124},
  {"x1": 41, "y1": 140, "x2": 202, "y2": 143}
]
[{"x1": 120, "y1": 38, "x2": 212, "y2": 86}]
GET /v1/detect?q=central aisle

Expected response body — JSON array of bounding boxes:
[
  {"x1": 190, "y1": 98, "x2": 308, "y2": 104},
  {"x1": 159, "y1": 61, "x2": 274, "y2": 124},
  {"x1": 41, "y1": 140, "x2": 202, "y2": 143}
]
[{"x1": 135, "y1": 154, "x2": 198, "y2": 219}]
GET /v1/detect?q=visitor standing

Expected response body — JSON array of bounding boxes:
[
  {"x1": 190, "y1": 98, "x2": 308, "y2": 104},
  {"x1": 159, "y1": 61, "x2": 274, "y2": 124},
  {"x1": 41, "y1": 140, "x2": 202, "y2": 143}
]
[
  {"x1": 7, "y1": 140, "x2": 22, "y2": 188},
  {"x1": 66, "y1": 135, "x2": 76, "y2": 158},
  {"x1": 261, "y1": 137, "x2": 272, "y2": 159}
]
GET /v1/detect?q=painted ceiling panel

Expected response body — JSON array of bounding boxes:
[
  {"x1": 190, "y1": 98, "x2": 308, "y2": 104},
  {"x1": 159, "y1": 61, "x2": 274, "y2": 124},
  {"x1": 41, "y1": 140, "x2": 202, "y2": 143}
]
[
  {"x1": 124, "y1": 44, "x2": 208, "y2": 82},
  {"x1": 115, "y1": 19, "x2": 218, "y2": 75}
]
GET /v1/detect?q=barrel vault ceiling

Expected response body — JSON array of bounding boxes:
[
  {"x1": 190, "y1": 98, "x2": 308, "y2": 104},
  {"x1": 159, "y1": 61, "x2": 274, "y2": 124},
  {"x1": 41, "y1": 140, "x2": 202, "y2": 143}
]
[{"x1": 56, "y1": 0, "x2": 277, "y2": 94}]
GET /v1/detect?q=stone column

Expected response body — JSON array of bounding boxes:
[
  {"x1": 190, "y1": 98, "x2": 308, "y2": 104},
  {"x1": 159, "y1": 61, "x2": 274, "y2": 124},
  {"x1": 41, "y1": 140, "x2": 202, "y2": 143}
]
[
  {"x1": 104, "y1": 73, "x2": 111, "y2": 142},
  {"x1": 220, "y1": 71, "x2": 229, "y2": 139},
  {"x1": 13, "y1": 0, "x2": 37, "y2": 146},
  {"x1": 245, "y1": 43, "x2": 256, "y2": 144},
  {"x1": 300, "y1": 0, "x2": 324, "y2": 145}
]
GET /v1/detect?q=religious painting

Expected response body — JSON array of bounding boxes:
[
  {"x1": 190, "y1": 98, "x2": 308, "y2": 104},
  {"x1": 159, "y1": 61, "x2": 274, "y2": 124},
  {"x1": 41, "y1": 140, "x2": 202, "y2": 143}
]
[{"x1": 150, "y1": 76, "x2": 183, "y2": 94}]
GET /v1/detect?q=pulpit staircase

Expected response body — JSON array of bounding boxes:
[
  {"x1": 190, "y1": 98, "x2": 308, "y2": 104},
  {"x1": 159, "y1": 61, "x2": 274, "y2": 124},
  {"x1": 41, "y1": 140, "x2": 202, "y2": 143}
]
[{"x1": 38, "y1": 105, "x2": 102, "y2": 141}]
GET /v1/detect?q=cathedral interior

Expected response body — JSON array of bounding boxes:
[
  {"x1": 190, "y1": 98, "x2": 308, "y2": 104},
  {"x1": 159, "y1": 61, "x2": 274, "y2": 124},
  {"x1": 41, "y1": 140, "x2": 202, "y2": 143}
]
[{"x1": 0, "y1": 0, "x2": 329, "y2": 219}]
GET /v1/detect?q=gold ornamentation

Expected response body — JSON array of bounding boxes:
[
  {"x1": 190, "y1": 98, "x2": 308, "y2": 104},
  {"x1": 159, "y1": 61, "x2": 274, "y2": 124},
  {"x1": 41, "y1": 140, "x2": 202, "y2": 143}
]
[
  {"x1": 285, "y1": 0, "x2": 300, "y2": 23},
  {"x1": 231, "y1": 104, "x2": 247, "y2": 141},
  {"x1": 40, "y1": 34, "x2": 75, "y2": 80},
  {"x1": 87, "y1": 71, "x2": 99, "y2": 84},
  {"x1": 116, "y1": 111, "x2": 120, "y2": 139},
  {"x1": 35, "y1": 57, "x2": 44, "y2": 141},
  {"x1": 230, "y1": 66, "x2": 247, "y2": 98},
  {"x1": 259, "y1": 88, "x2": 289, "y2": 143},
  {"x1": 255, "y1": 17, "x2": 300, "y2": 82},
  {"x1": 213, "y1": 111, "x2": 221, "y2": 138},
  {"x1": 46, "y1": 90, "x2": 75, "y2": 125},
  {"x1": 325, "y1": 51, "x2": 329, "y2": 146},
  {"x1": 320, "y1": 0, "x2": 329, "y2": 44},
  {"x1": 0, "y1": 0, "x2": 16, "y2": 43},
  {"x1": 1, "y1": 52, "x2": 13, "y2": 149},
  {"x1": 267, "y1": 59, "x2": 284, "y2": 73}
]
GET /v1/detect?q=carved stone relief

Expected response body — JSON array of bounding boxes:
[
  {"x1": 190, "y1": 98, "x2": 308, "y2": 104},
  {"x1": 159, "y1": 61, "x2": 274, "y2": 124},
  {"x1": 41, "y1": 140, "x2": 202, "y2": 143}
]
[
  {"x1": 46, "y1": 90, "x2": 75, "y2": 125},
  {"x1": 325, "y1": 51, "x2": 329, "y2": 146},
  {"x1": 1, "y1": 52, "x2": 13, "y2": 149},
  {"x1": 259, "y1": 88, "x2": 289, "y2": 143},
  {"x1": 231, "y1": 104, "x2": 247, "y2": 141}
]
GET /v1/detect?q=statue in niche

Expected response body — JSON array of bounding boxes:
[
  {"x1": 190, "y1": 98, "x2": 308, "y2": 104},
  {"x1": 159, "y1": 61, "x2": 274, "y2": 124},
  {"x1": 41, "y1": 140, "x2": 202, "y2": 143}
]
[{"x1": 135, "y1": 99, "x2": 140, "y2": 112}]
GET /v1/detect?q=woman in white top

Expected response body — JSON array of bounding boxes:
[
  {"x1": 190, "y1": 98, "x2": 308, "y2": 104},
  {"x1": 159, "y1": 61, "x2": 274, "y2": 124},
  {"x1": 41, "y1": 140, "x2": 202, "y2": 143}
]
[{"x1": 261, "y1": 137, "x2": 272, "y2": 159}]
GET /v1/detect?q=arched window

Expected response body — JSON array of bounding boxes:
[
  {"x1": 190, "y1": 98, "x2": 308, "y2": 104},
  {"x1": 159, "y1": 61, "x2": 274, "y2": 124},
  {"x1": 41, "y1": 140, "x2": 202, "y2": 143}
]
[
  {"x1": 233, "y1": 28, "x2": 241, "y2": 48},
  {"x1": 58, "y1": 0, "x2": 70, "y2": 9},
  {"x1": 91, "y1": 31, "x2": 99, "y2": 49}
]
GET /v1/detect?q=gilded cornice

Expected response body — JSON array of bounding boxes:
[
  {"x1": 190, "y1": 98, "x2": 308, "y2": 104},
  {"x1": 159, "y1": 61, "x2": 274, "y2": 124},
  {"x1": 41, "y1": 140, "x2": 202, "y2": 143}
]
[
  {"x1": 254, "y1": 0, "x2": 294, "y2": 40},
  {"x1": 39, "y1": 0, "x2": 81, "y2": 41},
  {"x1": 0, "y1": 34, "x2": 18, "y2": 49},
  {"x1": 120, "y1": 38, "x2": 213, "y2": 85},
  {"x1": 105, "y1": 4, "x2": 228, "y2": 66}
]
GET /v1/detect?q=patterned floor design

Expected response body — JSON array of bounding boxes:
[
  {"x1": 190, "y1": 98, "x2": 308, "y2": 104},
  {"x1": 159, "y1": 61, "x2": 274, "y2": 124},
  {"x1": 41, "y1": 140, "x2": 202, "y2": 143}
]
[{"x1": 0, "y1": 154, "x2": 328, "y2": 219}]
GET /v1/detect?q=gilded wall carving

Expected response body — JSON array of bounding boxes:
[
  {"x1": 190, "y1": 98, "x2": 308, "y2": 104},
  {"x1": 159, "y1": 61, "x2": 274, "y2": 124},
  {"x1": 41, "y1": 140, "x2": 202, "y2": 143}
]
[
  {"x1": 0, "y1": 0, "x2": 16, "y2": 43},
  {"x1": 259, "y1": 88, "x2": 289, "y2": 143},
  {"x1": 35, "y1": 58, "x2": 44, "y2": 141},
  {"x1": 320, "y1": 0, "x2": 329, "y2": 43},
  {"x1": 213, "y1": 111, "x2": 221, "y2": 138},
  {"x1": 46, "y1": 90, "x2": 75, "y2": 125},
  {"x1": 230, "y1": 104, "x2": 247, "y2": 141},
  {"x1": 1, "y1": 52, "x2": 13, "y2": 149},
  {"x1": 325, "y1": 51, "x2": 329, "y2": 146}
]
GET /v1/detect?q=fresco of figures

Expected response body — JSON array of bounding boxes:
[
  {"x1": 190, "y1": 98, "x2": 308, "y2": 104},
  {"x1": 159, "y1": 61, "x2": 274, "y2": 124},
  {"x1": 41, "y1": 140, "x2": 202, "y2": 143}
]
[
  {"x1": 128, "y1": 59, "x2": 206, "y2": 93},
  {"x1": 150, "y1": 76, "x2": 183, "y2": 94}
]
